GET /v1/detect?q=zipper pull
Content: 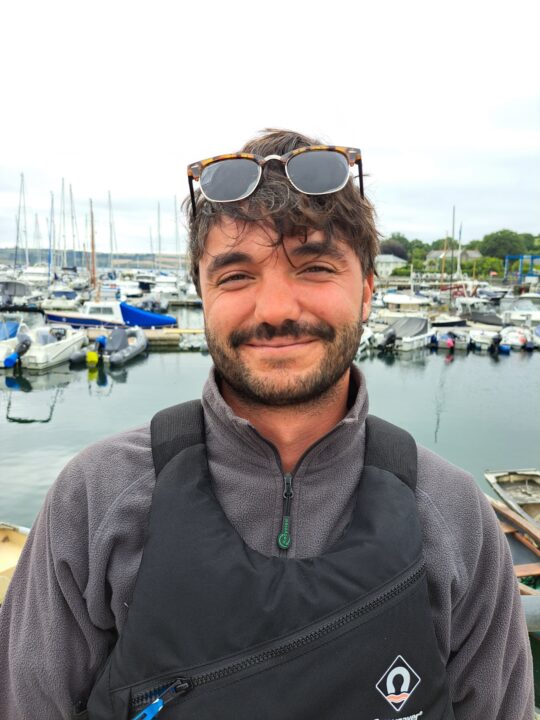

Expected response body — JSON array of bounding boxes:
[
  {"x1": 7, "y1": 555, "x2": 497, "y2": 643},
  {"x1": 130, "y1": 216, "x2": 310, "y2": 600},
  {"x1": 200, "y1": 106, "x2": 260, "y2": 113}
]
[
  {"x1": 132, "y1": 679, "x2": 191, "y2": 720},
  {"x1": 277, "y1": 473, "x2": 294, "y2": 551}
]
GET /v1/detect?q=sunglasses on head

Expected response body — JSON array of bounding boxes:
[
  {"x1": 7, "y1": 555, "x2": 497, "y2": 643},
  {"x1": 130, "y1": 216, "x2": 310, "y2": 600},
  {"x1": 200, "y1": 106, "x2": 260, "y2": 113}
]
[{"x1": 187, "y1": 145, "x2": 363, "y2": 217}]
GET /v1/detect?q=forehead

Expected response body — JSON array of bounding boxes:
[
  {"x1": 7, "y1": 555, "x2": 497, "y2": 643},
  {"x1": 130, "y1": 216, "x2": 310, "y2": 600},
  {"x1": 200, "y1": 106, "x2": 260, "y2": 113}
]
[{"x1": 201, "y1": 218, "x2": 358, "y2": 267}]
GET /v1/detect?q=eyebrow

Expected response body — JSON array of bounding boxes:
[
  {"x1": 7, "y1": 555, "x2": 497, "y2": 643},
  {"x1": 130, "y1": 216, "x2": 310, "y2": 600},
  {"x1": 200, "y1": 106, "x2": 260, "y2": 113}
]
[
  {"x1": 288, "y1": 240, "x2": 347, "y2": 261},
  {"x1": 205, "y1": 251, "x2": 253, "y2": 277}
]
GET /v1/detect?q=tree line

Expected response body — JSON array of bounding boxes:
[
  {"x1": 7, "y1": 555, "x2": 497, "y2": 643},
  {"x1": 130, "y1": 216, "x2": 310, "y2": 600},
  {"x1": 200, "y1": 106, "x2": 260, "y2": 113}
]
[{"x1": 381, "y1": 229, "x2": 540, "y2": 277}]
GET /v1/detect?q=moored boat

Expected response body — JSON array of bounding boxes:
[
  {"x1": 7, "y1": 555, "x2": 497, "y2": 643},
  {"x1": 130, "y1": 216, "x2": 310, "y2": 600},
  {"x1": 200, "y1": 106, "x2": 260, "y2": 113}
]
[
  {"x1": 485, "y1": 470, "x2": 540, "y2": 526},
  {"x1": 373, "y1": 316, "x2": 432, "y2": 353},
  {"x1": 1, "y1": 324, "x2": 87, "y2": 371},
  {"x1": 70, "y1": 326, "x2": 148, "y2": 367},
  {"x1": 486, "y1": 496, "x2": 540, "y2": 596},
  {"x1": 44, "y1": 300, "x2": 177, "y2": 329}
]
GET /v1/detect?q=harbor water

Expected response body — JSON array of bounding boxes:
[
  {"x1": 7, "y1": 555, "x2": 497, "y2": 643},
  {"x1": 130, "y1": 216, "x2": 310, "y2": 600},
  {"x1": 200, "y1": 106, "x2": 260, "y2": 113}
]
[{"x1": 0, "y1": 312, "x2": 539, "y2": 528}]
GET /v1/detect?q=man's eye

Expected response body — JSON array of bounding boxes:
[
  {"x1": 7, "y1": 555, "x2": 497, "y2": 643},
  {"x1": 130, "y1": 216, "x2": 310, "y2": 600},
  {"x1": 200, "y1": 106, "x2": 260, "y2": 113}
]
[
  {"x1": 217, "y1": 273, "x2": 250, "y2": 285},
  {"x1": 303, "y1": 265, "x2": 334, "y2": 274}
]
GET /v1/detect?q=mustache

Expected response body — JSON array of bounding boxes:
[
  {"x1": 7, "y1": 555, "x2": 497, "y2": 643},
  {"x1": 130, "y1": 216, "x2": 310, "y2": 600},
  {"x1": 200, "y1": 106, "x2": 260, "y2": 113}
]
[{"x1": 230, "y1": 319, "x2": 335, "y2": 348}]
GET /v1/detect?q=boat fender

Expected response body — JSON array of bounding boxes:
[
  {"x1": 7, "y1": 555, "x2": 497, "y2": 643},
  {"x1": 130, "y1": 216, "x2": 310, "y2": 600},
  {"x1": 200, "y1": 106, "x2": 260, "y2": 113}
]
[
  {"x1": 86, "y1": 350, "x2": 100, "y2": 367},
  {"x1": 3, "y1": 352, "x2": 20, "y2": 369},
  {"x1": 95, "y1": 335, "x2": 107, "y2": 349},
  {"x1": 499, "y1": 344, "x2": 511, "y2": 355}
]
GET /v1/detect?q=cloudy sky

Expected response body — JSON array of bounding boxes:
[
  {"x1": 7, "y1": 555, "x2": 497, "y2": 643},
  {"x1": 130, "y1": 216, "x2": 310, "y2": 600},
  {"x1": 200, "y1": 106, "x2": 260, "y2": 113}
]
[{"x1": 1, "y1": 0, "x2": 539, "y2": 259}]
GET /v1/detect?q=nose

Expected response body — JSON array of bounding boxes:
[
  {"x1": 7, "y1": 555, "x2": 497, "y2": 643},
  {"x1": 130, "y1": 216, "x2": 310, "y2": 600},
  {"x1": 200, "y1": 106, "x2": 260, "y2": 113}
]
[{"x1": 252, "y1": 272, "x2": 302, "y2": 328}]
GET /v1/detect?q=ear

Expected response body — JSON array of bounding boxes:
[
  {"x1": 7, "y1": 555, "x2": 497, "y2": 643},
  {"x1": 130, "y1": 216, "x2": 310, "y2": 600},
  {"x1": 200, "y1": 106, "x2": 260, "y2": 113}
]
[{"x1": 361, "y1": 273, "x2": 374, "y2": 322}]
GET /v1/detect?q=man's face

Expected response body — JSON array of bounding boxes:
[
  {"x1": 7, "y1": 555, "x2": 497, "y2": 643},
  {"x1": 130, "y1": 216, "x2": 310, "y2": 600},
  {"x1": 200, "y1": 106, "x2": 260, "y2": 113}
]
[{"x1": 199, "y1": 219, "x2": 373, "y2": 407}]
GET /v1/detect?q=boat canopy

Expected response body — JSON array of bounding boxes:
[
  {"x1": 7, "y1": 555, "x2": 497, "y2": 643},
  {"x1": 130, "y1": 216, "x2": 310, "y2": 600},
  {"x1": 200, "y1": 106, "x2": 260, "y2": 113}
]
[
  {"x1": 388, "y1": 316, "x2": 429, "y2": 338},
  {"x1": 119, "y1": 302, "x2": 176, "y2": 328}
]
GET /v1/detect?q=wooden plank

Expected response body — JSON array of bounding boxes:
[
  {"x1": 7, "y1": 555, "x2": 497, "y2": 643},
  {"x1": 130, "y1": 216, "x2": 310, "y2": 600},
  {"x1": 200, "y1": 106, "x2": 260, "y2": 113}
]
[
  {"x1": 514, "y1": 563, "x2": 540, "y2": 578},
  {"x1": 487, "y1": 497, "x2": 540, "y2": 542},
  {"x1": 499, "y1": 521, "x2": 516, "y2": 534}
]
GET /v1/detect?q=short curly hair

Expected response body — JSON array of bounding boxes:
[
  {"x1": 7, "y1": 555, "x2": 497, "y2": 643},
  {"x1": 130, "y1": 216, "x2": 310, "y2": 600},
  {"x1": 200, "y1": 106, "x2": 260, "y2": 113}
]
[{"x1": 183, "y1": 128, "x2": 380, "y2": 294}]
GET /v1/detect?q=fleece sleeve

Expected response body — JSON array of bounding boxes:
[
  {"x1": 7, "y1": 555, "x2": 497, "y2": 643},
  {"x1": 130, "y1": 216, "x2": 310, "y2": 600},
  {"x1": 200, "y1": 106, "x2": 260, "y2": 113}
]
[
  {"x1": 0, "y1": 427, "x2": 154, "y2": 720},
  {"x1": 417, "y1": 446, "x2": 534, "y2": 720}
]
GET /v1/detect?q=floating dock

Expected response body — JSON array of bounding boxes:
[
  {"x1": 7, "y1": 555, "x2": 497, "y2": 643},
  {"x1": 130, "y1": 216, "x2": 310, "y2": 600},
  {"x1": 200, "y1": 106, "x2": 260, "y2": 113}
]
[{"x1": 86, "y1": 327, "x2": 204, "y2": 350}]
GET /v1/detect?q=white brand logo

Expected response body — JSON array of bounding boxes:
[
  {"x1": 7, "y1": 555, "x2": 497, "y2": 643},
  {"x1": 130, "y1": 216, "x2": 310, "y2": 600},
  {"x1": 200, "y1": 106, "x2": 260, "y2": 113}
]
[{"x1": 375, "y1": 655, "x2": 421, "y2": 712}]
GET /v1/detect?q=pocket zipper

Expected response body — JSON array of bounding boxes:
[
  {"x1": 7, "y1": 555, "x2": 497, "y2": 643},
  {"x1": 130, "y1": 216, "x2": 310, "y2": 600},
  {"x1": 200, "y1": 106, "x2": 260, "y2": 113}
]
[{"x1": 130, "y1": 562, "x2": 425, "y2": 718}]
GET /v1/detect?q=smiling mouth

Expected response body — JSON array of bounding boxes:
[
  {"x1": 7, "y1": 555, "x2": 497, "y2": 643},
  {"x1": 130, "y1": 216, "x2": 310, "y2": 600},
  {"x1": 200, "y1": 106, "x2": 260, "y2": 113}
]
[{"x1": 245, "y1": 339, "x2": 316, "y2": 349}]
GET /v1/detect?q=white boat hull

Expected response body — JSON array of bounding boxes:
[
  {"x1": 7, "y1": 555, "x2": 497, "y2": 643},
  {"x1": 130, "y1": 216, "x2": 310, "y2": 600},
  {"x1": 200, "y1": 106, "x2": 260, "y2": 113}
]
[{"x1": 19, "y1": 326, "x2": 87, "y2": 370}]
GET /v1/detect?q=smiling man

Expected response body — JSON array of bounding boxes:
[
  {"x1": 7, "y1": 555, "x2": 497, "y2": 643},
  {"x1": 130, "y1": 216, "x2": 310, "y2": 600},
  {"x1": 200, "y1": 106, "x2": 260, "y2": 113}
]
[{"x1": 0, "y1": 129, "x2": 533, "y2": 720}]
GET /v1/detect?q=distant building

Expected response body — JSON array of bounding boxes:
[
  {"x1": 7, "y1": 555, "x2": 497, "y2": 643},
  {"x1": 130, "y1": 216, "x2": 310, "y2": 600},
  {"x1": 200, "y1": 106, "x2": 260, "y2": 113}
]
[
  {"x1": 425, "y1": 248, "x2": 482, "y2": 269},
  {"x1": 375, "y1": 254, "x2": 408, "y2": 278}
]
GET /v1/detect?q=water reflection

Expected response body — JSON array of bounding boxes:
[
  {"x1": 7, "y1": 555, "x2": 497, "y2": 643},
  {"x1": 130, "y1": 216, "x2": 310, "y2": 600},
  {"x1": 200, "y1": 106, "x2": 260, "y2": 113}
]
[{"x1": 2, "y1": 368, "x2": 74, "y2": 424}]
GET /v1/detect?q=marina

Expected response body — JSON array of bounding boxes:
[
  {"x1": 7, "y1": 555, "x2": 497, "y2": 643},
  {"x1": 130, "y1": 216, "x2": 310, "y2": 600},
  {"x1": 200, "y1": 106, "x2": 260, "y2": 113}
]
[{"x1": 0, "y1": 313, "x2": 538, "y2": 528}]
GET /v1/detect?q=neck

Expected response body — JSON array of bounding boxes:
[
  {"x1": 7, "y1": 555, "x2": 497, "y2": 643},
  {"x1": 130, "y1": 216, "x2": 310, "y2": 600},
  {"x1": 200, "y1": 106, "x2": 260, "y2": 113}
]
[{"x1": 220, "y1": 370, "x2": 352, "y2": 473}]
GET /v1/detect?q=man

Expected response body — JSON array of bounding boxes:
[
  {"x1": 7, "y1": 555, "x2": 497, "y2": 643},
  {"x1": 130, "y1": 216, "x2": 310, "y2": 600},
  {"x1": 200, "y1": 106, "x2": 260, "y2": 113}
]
[{"x1": 0, "y1": 129, "x2": 533, "y2": 719}]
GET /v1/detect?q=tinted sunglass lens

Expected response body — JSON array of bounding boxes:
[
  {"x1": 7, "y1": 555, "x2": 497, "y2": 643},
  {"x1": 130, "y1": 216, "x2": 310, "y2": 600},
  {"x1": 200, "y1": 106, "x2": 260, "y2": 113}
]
[
  {"x1": 200, "y1": 159, "x2": 260, "y2": 202},
  {"x1": 287, "y1": 150, "x2": 350, "y2": 194}
]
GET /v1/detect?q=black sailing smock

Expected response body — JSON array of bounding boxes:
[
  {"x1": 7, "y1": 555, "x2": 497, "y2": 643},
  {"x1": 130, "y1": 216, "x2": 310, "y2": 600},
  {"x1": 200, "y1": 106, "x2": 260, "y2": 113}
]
[{"x1": 86, "y1": 401, "x2": 455, "y2": 719}]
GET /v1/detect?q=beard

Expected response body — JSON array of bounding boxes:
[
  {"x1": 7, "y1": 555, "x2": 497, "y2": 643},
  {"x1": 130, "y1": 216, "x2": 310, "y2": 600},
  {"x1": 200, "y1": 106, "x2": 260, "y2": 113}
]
[{"x1": 206, "y1": 317, "x2": 363, "y2": 407}]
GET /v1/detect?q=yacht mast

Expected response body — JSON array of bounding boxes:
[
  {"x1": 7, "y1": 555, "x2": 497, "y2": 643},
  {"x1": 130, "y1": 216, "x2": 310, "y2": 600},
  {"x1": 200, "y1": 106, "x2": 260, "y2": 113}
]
[
  {"x1": 59, "y1": 178, "x2": 67, "y2": 268},
  {"x1": 149, "y1": 226, "x2": 155, "y2": 269},
  {"x1": 456, "y1": 222, "x2": 463, "y2": 279},
  {"x1": 449, "y1": 206, "x2": 455, "y2": 308},
  {"x1": 69, "y1": 184, "x2": 79, "y2": 267},
  {"x1": 33, "y1": 214, "x2": 42, "y2": 265},
  {"x1": 47, "y1": 192, "x2": 55, "y2": 285},
  {"x1": 90, "y1": 199, "x2": 96, "y2": 289},
  {"x1": 157, "y1": 202, "x2": 161, "y2": 270},
  {"x1": 15, "y1": 173, "x2": 28, "y2": 267},
  {"x1": 108, "y1": 191, "x2": 115, "y2": 271}
]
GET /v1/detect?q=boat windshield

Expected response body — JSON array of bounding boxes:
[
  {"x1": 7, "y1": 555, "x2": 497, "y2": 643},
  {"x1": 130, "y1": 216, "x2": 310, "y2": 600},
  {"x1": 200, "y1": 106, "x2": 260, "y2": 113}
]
[{"x1": 88, "y1": 306, "x2": 115, "y2": 315}]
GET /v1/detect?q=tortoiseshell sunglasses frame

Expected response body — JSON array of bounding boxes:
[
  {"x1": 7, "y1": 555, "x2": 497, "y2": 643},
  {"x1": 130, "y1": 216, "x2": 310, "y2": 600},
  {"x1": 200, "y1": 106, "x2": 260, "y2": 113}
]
[{"x1": 187, "y1": 145, "x2": 363, "y2": 217}]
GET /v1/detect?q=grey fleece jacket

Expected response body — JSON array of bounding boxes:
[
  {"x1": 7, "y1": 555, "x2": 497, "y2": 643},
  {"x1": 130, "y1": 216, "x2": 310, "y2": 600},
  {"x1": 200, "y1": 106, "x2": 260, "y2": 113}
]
[{"x1": 0, "y1": 366, "x2": 533, "y2": 719}]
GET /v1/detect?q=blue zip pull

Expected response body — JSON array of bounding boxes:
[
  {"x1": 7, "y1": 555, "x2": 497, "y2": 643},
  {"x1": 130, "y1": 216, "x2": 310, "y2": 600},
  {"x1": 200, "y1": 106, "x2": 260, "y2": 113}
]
[
  {"x1": 132, "y1": 697, "x2": 164, "y2": 720},
  {"x1": 132, "y1": 679, "x2": 190, "y2": 720}
]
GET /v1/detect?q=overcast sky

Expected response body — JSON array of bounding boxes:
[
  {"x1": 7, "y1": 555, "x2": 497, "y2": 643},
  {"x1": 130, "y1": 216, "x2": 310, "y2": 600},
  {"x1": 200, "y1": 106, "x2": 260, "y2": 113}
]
[{"x1": 1, "y1": 0, "x2": 539, "y2": 259}]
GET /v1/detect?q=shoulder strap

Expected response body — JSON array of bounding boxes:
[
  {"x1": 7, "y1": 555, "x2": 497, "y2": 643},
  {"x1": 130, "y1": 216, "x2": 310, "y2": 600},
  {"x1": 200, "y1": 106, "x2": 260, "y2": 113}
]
[
  {"x1": 150, "y1": 400, "x2": 205, "y2": 476},
  {"x1": 150, "y1": 404, "x2": 417, "y2": 491},
  {"x1": 364, "y1": 415, "x2": 417, "y2": 491}
]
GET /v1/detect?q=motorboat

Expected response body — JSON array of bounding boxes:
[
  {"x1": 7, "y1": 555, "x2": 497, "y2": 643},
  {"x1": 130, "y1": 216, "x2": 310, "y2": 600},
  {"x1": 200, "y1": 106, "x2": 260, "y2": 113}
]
[
  {"x1": 468, "y1": 328, "x2": 499, "y2": 350},
  {"x1": 373, "y1": 316, "x2": 432, "y2": 353},
  {"x1": 0, "y1": 280, "x2": 43, "y2": 311},
  {"x1": 43, "y1": 300, "x2": 177, "y2": 329},
  {"x1": 455, "y1": 297, "x2": 504, "y2": 326},
  {"x1": 70, "y1": 326, "x2": 148, "y2": 367},
  {"x1": 40, "y1": 283, "x2": 82, "y2": 311},
  {"x1": 1, "y1": 324, "x2": 87, "y2": 371},
  {"x1": 429, "y1": 329, "x2": 470, "y2": 352},
  {"x1": 18, "y1": 263, "x2": 50, "y2": 288},
  {"x1": 500, "y1": 326, "x2": 535, "y2": 351},
  {"x1": 377, "y1": 292, "x2": 431, "y2": 322},
  {"x1": 0, "y1": 522, "x2": 29, "y2": 605},
  {"x1": 430, "y1": 313, "x2": 467, "y2": 328},
  {"x1": 502, "y1": 294, "x2": 540, "y2": 326},
  {"x1": 485, "y1": 470, "x2": 540, "y2": 527}
]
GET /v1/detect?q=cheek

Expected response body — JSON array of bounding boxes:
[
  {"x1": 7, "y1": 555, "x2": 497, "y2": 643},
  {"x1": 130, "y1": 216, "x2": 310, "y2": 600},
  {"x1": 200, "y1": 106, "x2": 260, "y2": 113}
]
[{"x1": 203, "y1": 293, "x2": 254, "y2": 333}]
